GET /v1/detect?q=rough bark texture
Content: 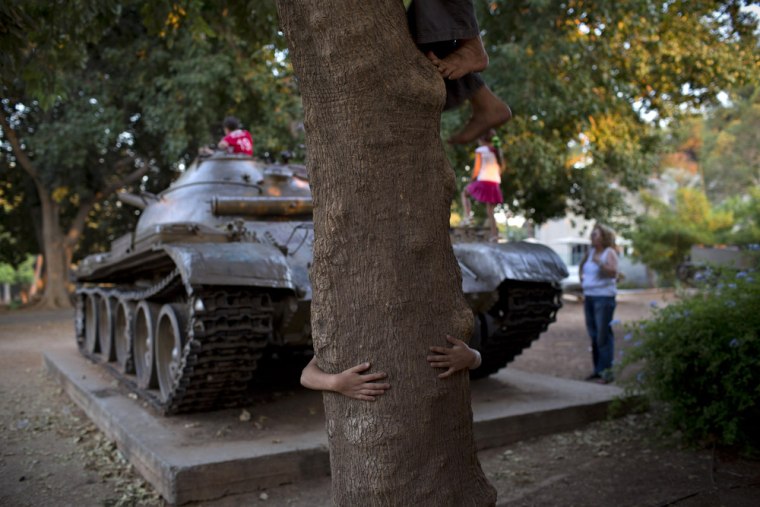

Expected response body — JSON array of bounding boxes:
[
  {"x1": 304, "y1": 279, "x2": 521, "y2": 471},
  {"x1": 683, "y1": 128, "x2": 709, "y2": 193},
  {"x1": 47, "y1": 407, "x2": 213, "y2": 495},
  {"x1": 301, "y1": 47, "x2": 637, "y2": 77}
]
[
  {"x1": 38, "y1": 197, "x2": 72, "y2": 309},
  {"x1": 276, "y1": 1, "x2": 496, "y2": 505}
]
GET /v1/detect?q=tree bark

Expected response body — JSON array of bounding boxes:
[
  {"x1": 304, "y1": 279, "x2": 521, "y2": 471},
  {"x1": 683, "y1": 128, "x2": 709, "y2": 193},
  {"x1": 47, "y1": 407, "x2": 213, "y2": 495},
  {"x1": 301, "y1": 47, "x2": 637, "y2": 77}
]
[
  {"x1": 37, "y1": 195, "x2": 72, "y2": 309},
  {"x1": 276, "y1": 1, "x2": 495, "y2": 504}
]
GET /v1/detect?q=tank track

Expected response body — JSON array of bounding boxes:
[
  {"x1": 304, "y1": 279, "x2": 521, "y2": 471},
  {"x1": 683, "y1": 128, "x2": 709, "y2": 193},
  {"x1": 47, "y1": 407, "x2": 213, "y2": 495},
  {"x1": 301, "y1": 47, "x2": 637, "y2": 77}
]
[
  {"x1": 76, "y1": 271, "x2": 273, "y2": 415},
  {"x1": 470, "y1": 280, "x2": 563, "y2": 379},
  {"x1": 163, "y1": 287, "x2": 272, "y2": 414}
]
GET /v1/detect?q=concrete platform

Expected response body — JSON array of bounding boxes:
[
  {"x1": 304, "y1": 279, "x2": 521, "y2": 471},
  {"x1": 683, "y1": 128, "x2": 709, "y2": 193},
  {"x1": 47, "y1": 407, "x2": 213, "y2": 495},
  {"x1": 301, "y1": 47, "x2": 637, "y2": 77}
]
[{"x1": 44, "y1": 345, "x2": 625, "y2": 505}]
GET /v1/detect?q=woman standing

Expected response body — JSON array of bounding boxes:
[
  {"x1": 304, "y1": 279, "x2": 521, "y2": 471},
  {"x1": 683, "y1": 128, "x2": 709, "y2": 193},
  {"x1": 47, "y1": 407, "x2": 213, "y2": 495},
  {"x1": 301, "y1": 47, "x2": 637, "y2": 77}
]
[{"x1": 580, "y1": 224, "x2": 619, "y2": 383}]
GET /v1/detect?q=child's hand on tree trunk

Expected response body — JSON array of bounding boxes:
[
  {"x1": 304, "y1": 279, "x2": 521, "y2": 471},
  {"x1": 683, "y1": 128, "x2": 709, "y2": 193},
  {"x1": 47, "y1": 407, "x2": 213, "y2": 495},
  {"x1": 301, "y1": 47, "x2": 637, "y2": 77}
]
[
  {"x1": 427, "y1": 335, "x2": 482, "y2": 378},
  {"x1": 331, "y1": 362, "x2": 391, "y2": 401}
]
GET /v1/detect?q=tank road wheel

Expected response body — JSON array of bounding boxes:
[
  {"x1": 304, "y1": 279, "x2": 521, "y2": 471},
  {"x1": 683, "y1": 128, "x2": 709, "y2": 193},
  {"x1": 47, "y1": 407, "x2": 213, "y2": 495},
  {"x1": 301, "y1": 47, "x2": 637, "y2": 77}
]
[
  {"x1": 155, "y1": 304, "x2": 188, "y2": 403},
  {"x1": 83, "y1": 293, "x2": 100, "y2": 354},
  {"x1": 97, "y1": 295, "x2": 116, "y2": 362},
  {"x1": 134, "y1": 301, "x2": 161, "y2": 390},
  {"x1": 75, "y1": 293, "x2": 86, "y2": 348},
  {"x1": 114, "y1": 300, "x2": 136, "y2": 374}
]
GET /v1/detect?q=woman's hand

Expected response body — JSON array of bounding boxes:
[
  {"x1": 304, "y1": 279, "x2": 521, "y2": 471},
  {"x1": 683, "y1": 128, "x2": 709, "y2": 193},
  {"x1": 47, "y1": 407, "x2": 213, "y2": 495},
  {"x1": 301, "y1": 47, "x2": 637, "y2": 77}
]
[{"x1": 596, "y1": 249, "x2": 619, "y2": 278}]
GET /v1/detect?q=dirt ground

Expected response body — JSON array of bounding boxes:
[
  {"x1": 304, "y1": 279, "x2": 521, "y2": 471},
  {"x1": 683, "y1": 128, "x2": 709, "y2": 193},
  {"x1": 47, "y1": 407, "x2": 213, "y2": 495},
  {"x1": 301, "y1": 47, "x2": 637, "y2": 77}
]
[{"x1": 1, "y1": 291, "x2": 759, "y2": 506}]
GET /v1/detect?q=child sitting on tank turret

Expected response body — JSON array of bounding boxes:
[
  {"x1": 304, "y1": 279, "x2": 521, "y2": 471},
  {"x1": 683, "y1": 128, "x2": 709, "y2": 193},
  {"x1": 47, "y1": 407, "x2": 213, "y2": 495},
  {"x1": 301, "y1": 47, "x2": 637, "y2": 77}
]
[
  {"x1": 199, "y1": 116, "x2": 254, "y2": 157},
  {"x1": 217, "y1": 116, "x2": 254, "y2": 155},
  {"x1": 300, "y1": 335, "x2": 481, "y2": 400}
]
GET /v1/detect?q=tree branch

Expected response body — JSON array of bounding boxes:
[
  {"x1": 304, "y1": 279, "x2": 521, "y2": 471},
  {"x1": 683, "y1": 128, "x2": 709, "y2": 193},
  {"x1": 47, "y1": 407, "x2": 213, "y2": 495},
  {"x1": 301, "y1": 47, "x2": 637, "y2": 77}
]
[
  {"x1": 97, "y1": 157, "x2": 147, "y2": 200},
  {"x1": 0, "y1": 110, "x2": 42, "y2": 183},
  {"x1": 65, "y1": 158, "x2": 148, "y2": 247}
]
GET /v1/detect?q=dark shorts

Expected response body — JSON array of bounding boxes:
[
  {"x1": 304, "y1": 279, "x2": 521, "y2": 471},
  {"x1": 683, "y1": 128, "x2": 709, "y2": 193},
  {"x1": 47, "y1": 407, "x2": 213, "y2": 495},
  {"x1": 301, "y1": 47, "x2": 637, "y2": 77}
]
[
  {"x1": 407, "y1": 0, "x2": 479, "y2": 44},
  {"x1": 407, "y1": 0, "x2": 485, "y2": 110}
]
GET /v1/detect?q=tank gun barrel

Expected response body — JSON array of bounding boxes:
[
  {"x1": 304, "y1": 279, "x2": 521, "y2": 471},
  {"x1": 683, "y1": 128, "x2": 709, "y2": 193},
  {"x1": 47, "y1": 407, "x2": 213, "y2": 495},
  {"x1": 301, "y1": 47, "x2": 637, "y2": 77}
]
[
  {"x1": 117, "y1": 192, "x2": 158, "y2": 210},
  {"x1": 212, "y1": 196, "x2": 313, "y2": 217}
]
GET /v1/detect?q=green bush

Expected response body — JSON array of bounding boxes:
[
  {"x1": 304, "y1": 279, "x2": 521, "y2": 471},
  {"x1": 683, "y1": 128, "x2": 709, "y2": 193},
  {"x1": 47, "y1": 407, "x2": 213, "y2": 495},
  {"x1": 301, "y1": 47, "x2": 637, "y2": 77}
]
[
  {"x1": 619, "y1": 267, "x2": 760, "y2": 455},
  {"x1": 0, "y1": 256, "x2": 36, "y2": 285}
]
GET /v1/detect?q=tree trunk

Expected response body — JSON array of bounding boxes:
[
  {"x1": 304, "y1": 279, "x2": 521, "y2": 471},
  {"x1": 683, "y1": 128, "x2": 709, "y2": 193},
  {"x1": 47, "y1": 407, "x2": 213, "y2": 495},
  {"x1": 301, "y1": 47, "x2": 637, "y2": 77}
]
[
  {"x1": 0, "y1": 113, "x2": 72, "y2": 309},
  {"x1": 277, "y1": 1, "x2": 496, "y2": 505},
  {"x1": 36, "y1": 192, "x2": 72, "y2": 309}
]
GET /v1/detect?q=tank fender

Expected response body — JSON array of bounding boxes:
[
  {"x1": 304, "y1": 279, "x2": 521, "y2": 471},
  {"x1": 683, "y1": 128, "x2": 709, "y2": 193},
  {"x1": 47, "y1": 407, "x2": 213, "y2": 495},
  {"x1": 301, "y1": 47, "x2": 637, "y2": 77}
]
[
  {"x1": 161, "y1": 243, "x2": 297, "y2": 292},
  {"x1": 454, "y1": 241, "x2": 569, "y2": 293}
]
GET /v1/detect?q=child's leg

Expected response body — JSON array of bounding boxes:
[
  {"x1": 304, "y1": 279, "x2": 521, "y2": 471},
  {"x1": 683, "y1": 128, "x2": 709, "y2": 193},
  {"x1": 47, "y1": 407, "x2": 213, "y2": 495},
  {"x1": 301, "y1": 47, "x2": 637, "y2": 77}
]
[
  {"x1": 407, "y1": 1, "x2": 512, "y2": 144},
  {"x1": 408, "y1": 1, "x2": 487, "y2": 80},
  {"x1": 461, "y1": 189, "x2": 472, "y2": 223},
  {"x1": 425, "y1": 39, "x2": 487, "y2": 81},
  {"x1": 487, "y1": 202, "x2": 498, "y2": 239},
  {"x1": 449, "y1": 84, "x2": 512, "y2": 145}
]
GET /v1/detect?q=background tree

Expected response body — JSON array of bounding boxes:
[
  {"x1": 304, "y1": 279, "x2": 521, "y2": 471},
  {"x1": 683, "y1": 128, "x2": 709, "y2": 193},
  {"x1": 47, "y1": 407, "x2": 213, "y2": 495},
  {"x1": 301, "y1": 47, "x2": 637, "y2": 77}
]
[
  {"x1": 631, "y1": 80, "x2": 760, "y2": 279},
  {"x1": 0, "y1": 0, "x2": 301, "y2": 308},
  {"x1": 630, "y1": 188, "x2": 735, "y2": 281},
  {"x1": 0, "y1": 161, "x2": 39, "y2": 267},
  {"x1": 277, "y1": 0, "x2": 495, "y2": 504},
  {"x1": 660, "y1": 85, "x2": 760, "y2": 201},
  {"x1": 444, "y1": 0, "x2": 759, "y2": 225},
  {"x1": 721, "y1": 187, "x2": 760, "y2": 247},
  {"x1": 700, "y1": 86, "x2": 760, "y2": 200}
]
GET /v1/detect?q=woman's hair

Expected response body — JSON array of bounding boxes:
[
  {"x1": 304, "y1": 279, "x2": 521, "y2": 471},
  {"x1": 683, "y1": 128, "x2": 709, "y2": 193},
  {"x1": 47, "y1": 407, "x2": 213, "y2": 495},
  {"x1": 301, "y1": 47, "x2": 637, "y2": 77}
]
[
  {"x1": 580, "y1": 223, "x2": 618, "y2": 275},
  {"x1": 223, "y1": 116, "x2": 241, "y2": 131},
  {"x1": 593, "y1": 224, "x2": 617, "y2": 249}
]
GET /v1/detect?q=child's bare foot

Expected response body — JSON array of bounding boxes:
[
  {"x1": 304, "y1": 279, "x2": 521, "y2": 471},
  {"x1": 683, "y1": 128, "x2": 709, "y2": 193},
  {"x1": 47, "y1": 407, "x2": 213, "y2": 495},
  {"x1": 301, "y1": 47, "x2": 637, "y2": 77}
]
[
  {"x1": 448, "y1": 85, "x2": 512, "y2": 145},
  {"x1": 425, "y1": 37, "x2": 488, "y2": 80}
]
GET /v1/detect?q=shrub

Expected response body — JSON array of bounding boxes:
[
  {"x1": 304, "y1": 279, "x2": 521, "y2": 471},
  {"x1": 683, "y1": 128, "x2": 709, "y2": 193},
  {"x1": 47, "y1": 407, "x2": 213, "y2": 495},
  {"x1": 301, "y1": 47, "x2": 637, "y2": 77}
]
[{"x1": 619, "y1": 268, "x2": 760, "y2": 455}]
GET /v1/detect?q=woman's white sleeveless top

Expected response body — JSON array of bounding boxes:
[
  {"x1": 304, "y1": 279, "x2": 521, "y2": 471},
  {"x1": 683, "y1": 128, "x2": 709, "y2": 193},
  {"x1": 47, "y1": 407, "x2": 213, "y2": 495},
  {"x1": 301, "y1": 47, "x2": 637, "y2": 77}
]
[{"x1": 581, "y1": 248, "x2": 617, "y2": 296}]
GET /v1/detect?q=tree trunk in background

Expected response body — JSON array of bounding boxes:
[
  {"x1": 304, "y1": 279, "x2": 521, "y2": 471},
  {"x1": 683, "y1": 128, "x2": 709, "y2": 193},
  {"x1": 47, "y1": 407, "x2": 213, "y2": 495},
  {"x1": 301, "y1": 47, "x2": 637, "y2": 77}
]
[
  {"x1": 37, "y1": 192, "x2": 72, "y2": 309},
  {"x1": 0, "y1": 112, "x2": 73, "y2": 310},
  {"x1": 277, "y1": 1, "x2": 495, "y2": 504}
]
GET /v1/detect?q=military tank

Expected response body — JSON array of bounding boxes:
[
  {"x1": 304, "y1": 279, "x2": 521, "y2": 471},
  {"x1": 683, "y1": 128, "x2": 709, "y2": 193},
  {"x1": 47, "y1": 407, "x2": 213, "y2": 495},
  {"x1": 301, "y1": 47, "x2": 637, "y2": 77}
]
[{"x1": 75, "y1": 153, "x2": 567, "y2": 414}]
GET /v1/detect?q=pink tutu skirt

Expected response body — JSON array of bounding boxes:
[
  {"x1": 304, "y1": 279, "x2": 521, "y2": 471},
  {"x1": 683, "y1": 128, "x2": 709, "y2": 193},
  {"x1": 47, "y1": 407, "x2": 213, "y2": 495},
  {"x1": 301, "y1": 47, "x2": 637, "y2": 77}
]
[{"x1": 466, "y1": 180, "x2": 503, "y2": 204}]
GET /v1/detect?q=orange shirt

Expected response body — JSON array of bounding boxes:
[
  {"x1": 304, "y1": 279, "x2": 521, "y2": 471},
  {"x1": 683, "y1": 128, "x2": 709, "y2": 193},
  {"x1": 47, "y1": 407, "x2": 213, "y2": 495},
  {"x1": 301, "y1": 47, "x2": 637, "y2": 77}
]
[{"x1": 471, "y1": 146, "x2": 501, "y2": 183}]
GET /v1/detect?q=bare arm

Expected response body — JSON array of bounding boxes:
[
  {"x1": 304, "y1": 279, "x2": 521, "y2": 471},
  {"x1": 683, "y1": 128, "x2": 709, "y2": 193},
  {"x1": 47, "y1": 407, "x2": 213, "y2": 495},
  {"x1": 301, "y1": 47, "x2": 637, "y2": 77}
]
[
  {"x1": 427, "y1": 335, "x2": 482, "y2": 379},
  {"x1": 300, "y1": 357, "x2": 390, "y2": 401},
  {"x1": 597, "y1": 248, "x2": 619, "y2": 278},
  {"x1": 579, "y1": 252, "x2": 589, "y2": 283},
  {"x1": 471, "y1": 152, "x2": 482, "y2": 180}
]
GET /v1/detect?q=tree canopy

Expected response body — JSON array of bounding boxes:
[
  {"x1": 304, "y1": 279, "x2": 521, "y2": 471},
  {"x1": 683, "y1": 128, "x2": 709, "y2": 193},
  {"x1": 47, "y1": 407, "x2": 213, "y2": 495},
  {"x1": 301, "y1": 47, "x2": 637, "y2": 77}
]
[
  {"x1": 690, "y1": 86, "x2": 759, "y2": 201},
  {"x1": 444, "y1": 0, "x2": 759, "y2": 224},
  {"x1": 1, "y1": 0, "x2": 759, "y2": 303},
  {"x1": 631, "y1": 187, "x2": 736, "y2": 280},
  {"x1": 1, "y1": 0, "x2": 302, "y2": 260},
  {"x1": 630, "y1": 82, "x2": 760, "y2": 279},
  {"x1": 1, "y1": 0, "x2": 306, "y2": 305}
]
